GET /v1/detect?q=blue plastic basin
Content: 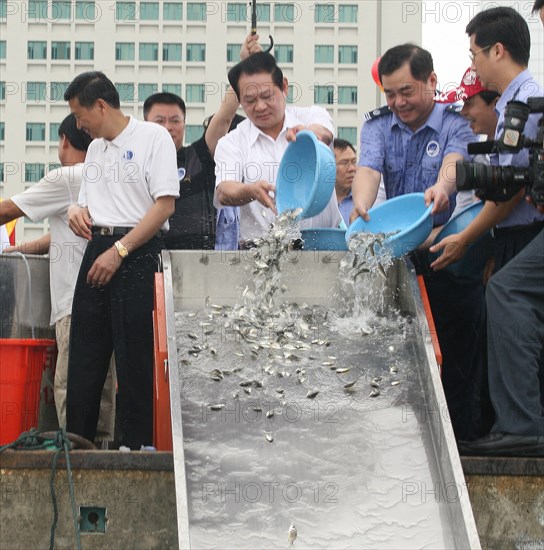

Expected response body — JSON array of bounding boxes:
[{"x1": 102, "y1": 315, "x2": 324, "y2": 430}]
[
  {"x1": 276, "y1": 131, "x2": 336, "y2": 219},
  {"x1": 429, "y1": 201, "x2": 493, "y2": 278},
  {"x1": 345, "y1": 193, "x2": 433, "y2": 258},
  {"x1": 301, "y1": 228, "x2": 348, "y2": 251}
]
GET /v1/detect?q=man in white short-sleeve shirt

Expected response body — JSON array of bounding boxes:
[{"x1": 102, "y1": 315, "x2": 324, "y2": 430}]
[
  {"x1": 214, "y1": 52, "x2": 341, "y2": 244},
  {"x1": 0, "y1": 114, "x2": 116, "y2": 438},
  {"x1": 66, "y1": 71, "x2": 179, "y2": 449}
]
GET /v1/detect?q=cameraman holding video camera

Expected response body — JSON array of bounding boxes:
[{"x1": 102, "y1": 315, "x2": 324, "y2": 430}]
[{"x1": 442, "y1": 5, "x2": 544, "y2": 455}]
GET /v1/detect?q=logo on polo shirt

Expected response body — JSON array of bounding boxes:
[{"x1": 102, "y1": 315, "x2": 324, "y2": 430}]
[
  {"x1": 426, "y1": 140, "x2": 440, "y2": 158},
  {"x1": 123, "y1": 150, "x2": 135, "y2": 161}
]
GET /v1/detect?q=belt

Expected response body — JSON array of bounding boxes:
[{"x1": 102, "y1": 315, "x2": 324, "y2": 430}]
[
  {"x1": 491, "y1": 221, "x2": 544, "y2": 238},
  {"x1": 92, "y1": 226, "x2": 134, "y2": 237}
]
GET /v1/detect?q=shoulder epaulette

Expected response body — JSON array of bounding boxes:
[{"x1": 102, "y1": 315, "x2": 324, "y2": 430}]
[
  {"x1": 362, "y1": 105, "x2": 391, "y2": 121},
  {"x1": 445, "y1": 104, "x2": 463, "y2": 114}
]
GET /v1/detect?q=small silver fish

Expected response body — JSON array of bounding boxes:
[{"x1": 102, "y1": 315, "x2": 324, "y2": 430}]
[
  {"x1": 264, "y1": 431, "x2": 274, "y2": 443},
  {"x1": 335, "y1": 368, "x2": 350, "y2": 374},
  {"x1": 306, "y1": 390, "x2": 319, "y2": 399},
  {"x1": 251, "y1": 406, "x2": 263, "y2": 412},
  {"x1": 209, "y1": 403, "x2": 225, "y2": 410},
  {"x1": 369, "y1": 389, "x2": 380, "y2": 398},
  {"x1": 389, "y1": 365, "x2": 398, "y2": 373},
  {"x1": 266, "y1": 410, "x2": 274, "y2": 418},
  {"x1": 391, "y1": 380, "x2": 400, "y2": 386},
  {"x1": 343, "y1": 381, "x2": 357, "y2": 390},
  {"x1": 288, "y1": 523, "x2": 297, "y2": 545},
  {"x1": 187, "y1": 332, "x2": 198, "y2": 340}
]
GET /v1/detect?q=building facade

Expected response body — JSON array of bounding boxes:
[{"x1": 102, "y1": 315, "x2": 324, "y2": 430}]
[{"x1": 0, "y1": 0, "x2": 422, "y2": 241}]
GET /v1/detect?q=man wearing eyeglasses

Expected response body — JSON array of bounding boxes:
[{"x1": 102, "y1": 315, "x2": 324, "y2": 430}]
[
  {"x1": 333, "y1": 139, "x2": 357, "y2": 226},
  {"x1": 447, "y1": 5, "x2": 544, "y2": 456}
]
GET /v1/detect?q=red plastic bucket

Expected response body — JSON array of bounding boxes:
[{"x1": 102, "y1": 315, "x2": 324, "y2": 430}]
[{"x1": 0, "y1": 339, "x2": 56, "y2": 445}]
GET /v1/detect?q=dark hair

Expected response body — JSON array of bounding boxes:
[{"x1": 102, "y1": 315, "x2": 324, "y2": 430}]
[
  {"x1": 533, "y1": 0, "x2": 544, "y2": 13},
  {"x1": 333, "y1": 138, "x2": 356, "y2": 154},
  {"x1": 228, "y1": 52, "x2": 284, "y2": 100},
  {"x1": 478, "y1": 90, "x2": 501, "y2": 105},
  {"x1": 143, "y1": 92, "x2": 186, "y2": 119},
  {"x1": 378, "y1": 44, "x2": 434, "y2": 83},
  {"x1": 466, "y1": 7, "x2": 530, "y2": 66},
  {"x1": 58, "y1": 114, "x2": 93, "y2": 152},
  {"x1": 64, "y1": 71, "x2": 120, "y2": 108}
]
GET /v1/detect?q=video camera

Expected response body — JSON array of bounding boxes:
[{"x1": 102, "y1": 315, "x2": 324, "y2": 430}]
[{"x1": 456, "y1": 97, "x2": 544, "y2": 205}]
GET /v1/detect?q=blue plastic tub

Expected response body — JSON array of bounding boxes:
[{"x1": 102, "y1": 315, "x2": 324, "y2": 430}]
[
  {"x1": 276, "y1": 131, "x2": 336, "y2": 219},
  {"x1": 345, "y1": 193, "x2": 433, "y2": 258},
  {"x1": 300, "y1": 228, "x2": 348, "y2": 251}
]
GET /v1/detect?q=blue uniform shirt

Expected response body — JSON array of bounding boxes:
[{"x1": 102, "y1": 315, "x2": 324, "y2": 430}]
[
  {"x1": 492, "y1": 69, "x2": 544, "y2": 228},
  {"x1": 359, "y1": 103, "x2": 475, "y2": 226},
  {"x1": 338, "y1": 193, "x2": 353, "y2": 226}
]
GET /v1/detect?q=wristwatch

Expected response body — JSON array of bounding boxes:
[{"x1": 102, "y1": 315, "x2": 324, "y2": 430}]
[{"x1": 114, "y1": 240, "x2": 129, "y2": 259}]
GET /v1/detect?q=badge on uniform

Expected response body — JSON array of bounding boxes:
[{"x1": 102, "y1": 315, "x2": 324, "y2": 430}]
[
  {"x1": 122, "y1": 150, "x2": 135, "y2": 161},
  {"x1": 426, "y1": 140, "x2": 440, "y2": 158},
  {"x1": 178, "y1": 167, "x2": 186, "y2": 181}
]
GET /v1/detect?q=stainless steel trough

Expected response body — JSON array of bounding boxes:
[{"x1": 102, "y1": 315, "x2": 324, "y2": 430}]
[{"x1": 163, "y1": 249, "x2": 481, "y2": 550}]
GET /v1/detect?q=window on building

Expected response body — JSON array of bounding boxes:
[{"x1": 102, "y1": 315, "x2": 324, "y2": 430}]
[
  {"x1": 338, "y1": 86, "x2": 357, "y2": 104},
  {"x1": 338, "y1": 127, "x2": 357, "y2": 144},
  {"x1": 255, "y1": 3, "x2": 270, "y2": 21},
  {"x1": 0, "y1": 41, "x2": 6, "y2": 59},
  {"x1": 163, "y1": 43, "x2": 182, "y2": 62},
  {"x1": 274, "y1": 45, "x2": 294, "y2": 64},
  {"x1": 287, "y1": 85, "x2": 299, "y2": 104},
  {"x1": 50, "y1": 82, "x2": 69, "y2": 101},
  {"x1": 138, "y1": 83, "x2": 158, "y2": 101},
  {"x1": 26, "y1": 123, "x2": 46, "y2": 142},
  {"x1": 314, "y1": 4, "x2": 335, "y2": 23},
  {"x1": 28, "y1": 41, "x2": 47, "y2": 59},
  {"x1": 186, "y1": 43, "x2": 205, "y2": 62},
  {"x1": 164, "y1": 2, "x2": 182, "y2": 20},
  {"x1": 26, "y1": 82, "x2": 47, "y2": 101},
  {"x1": 28, "y1": 0, "x2": 48, "y2": 21},
  {"x1": 314, "y1": 85, "x2": 334, "y2": 105},
  {"x1": 0, "y1": 164, "x2": 4, "y2": 182},
  {"x1": 25, "y1": 163, "x2": 46, "y2": 182},
  {"x1": 139, "y1": 43, "x2": 159, "y2": 61},
  {"x1": 115, "y1": 1, "x2": 136, "y2": 21},
  {"x1": 162, "y1": 84, "x2": 181, "y2": 96},
  {"x1": 140, "y1": 2, "x2": 159, "y2": 20},
  {"x1": 226, "y1": 44, "x2": 242, "y2": 62},
  {"x1": 51, "y1": 41, "x2": 71, "y2": 60},
  {"x1": 185, "y1": 125, "x2": 202, "y2": 144},
  {"x1": 226, "y1": 3, "x2": 247, "y2": 22},
  {"x1": 116, "y1": 82, "x2": 135, "y2": 102},
  {"x1": 75, "y1": 42, "x2": 94, "y2": 60},
  {"x1": 0, "y1": 122, "x2": 5, "y2": 140},
  {"x1": 75, "y1": 1, "x2": 96, "y2": 20},
  {"x1": 0, "y1": 0, "x2": 6, "y2": 19},
  {"x1": 51, "y1": 0, "x2": 71, "y2": 19},
  {"x1": 186, "y1": 84, "x2": 205, "y2": 103},
  {"x1": 274, "y1": 3, "x2": 295, "y2": 22},
  {"x1": 115, "y1": 42, "x2": 135, "y2": 61},
  {"x1": 338, "y1": 45, "x2": 357, "y2": 64},
  {"x1": 49, "y1": 122, "x2": 61, "y2": 141},
  {"x1": 186, "y1": 2, "x2": 206, "y2": 21},
  {"x1": 0, "y1": 81, "x2": 5, "y2": 101},
  {"x1": 315, "y1": 45, "x2": 334, "y2": 63},
  {"x1": 339, "y1": 4, "x2": 358, "y2": 23}
]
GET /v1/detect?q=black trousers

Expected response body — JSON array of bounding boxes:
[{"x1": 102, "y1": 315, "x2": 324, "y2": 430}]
[
  {"x1": 66, "y1": 234, "x2": 162, "y2": 448},
  {"x1": 410, "y1": 252, "x2": 490, "y2": 441}
]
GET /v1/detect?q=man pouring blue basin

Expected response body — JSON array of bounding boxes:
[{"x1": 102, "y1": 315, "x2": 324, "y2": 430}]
[
  {"x1": 214, "y1": 52, "x2": 342, "y2": 249},
  {"x1": 350, "y1": 44, "x2": 489, "y2": 442}
]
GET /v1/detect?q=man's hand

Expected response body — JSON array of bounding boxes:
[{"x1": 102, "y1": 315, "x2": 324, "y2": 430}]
[
  {"x1": 424, "y1": 182, "x2": 449, "y2": 215},
  {"x1": 68, "y1": 205, "x2": 92, "y2": 240},
  {"x1": 429, "y1": 233, "x2": 468, "y2": 270},
  {"x1": 248, "y1": 181, "x2": 277, "y2": 214},
  {"x1": 286, "y1": 124, "x2": 333, "y2": 145},
  {"x1": 241, "y1": 33, "x2": 262, "y2": 59},
  {"x1": 87, "y1": 246, "x2": 123, "y2": 288}
]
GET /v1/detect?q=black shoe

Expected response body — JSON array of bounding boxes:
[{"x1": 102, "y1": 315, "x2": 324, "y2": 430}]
[{"x1": 458, "y1": 431, "x2": 544, "y2": 457}]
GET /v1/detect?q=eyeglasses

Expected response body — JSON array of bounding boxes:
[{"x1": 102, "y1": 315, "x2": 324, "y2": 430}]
[
  {"x1": 469, "y1": 45, "x2": 492, "y2": 62},
  {"x1": 337, "y1": 159, "x2": 357, "y2": 168}
]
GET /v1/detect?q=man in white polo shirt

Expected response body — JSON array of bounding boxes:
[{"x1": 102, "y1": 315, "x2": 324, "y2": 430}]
[
  {"x1": 65, "y1": 71, "x2": 179, "y2": 449},
  {"x1": 214, "y1": 52, "x2": 341, "y2": 245}
]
